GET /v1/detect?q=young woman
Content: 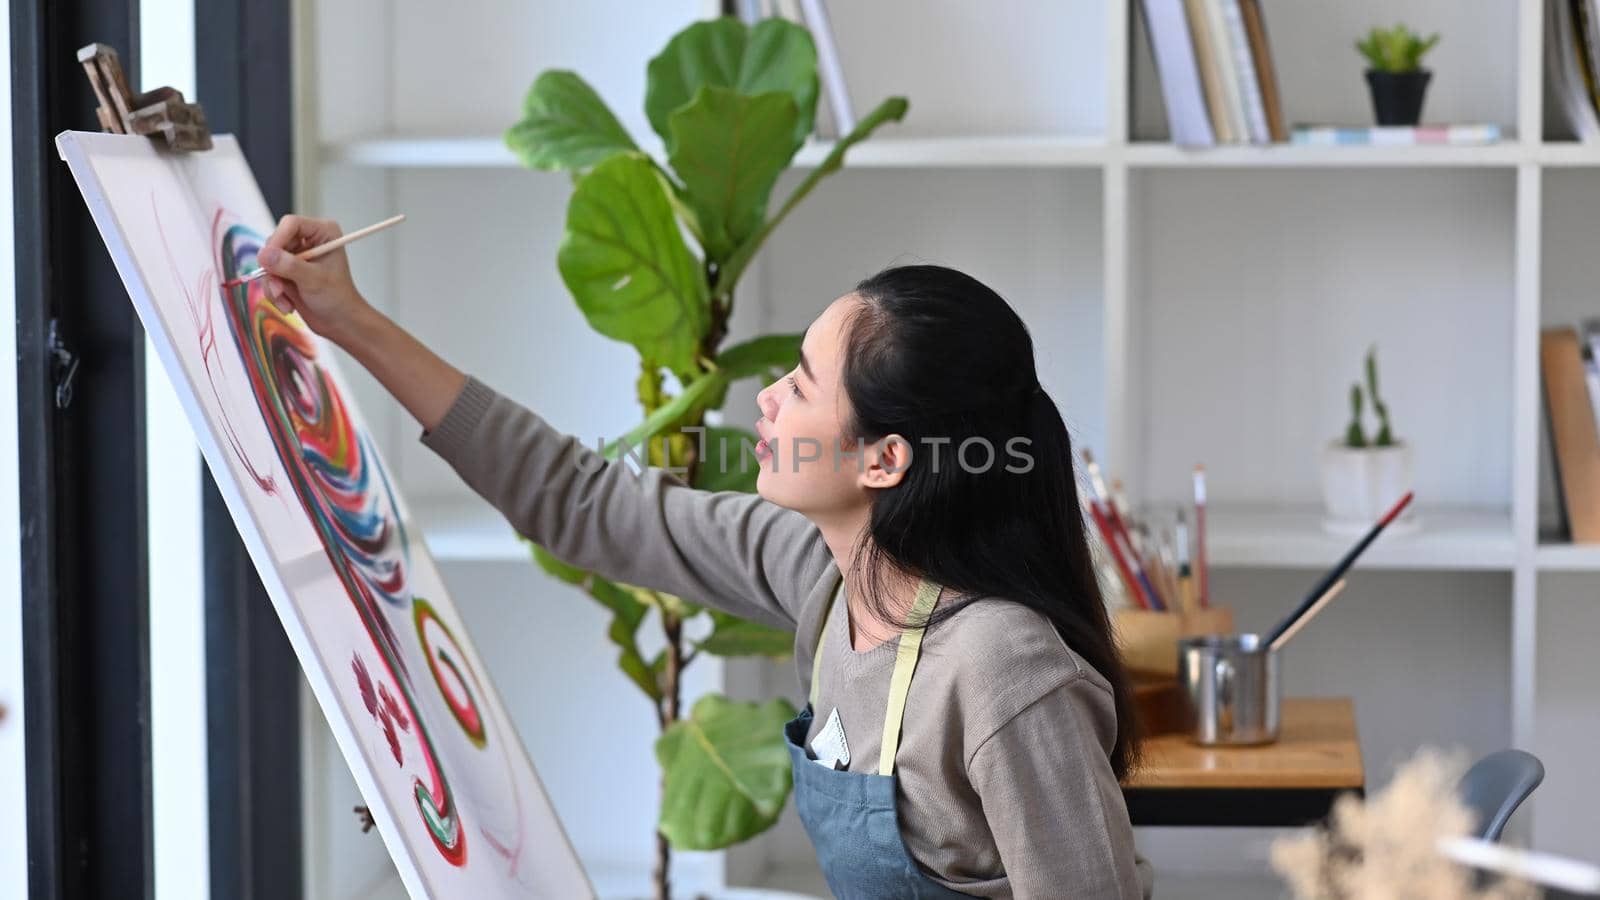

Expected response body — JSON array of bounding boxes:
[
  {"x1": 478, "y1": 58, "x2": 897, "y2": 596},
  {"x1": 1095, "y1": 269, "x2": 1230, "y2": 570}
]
[{"x1": 258, "y1": 215, "x2": 1153, "y2": 899}]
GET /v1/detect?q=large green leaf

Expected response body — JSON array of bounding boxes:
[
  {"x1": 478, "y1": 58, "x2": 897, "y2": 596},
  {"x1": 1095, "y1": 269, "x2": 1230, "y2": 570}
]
[
  {"x1": 715, "y1": 96, "x2": 910, "y2": 295},
  {"x1": 559, "y1": 153, "x2": 710, "y2": 377},
  {"x1": 702, "y1": 332, "x2": 803, "y2": 409},
  {"x1": 505, "y1": 70, "x2": 638, "y2": 172},
  {"x1": 713, "y1": 332, "x2": 803, "y2": 377},
  {"x1": 645, "y1": 18, "x2": 817, "y2": 151},
  {"x1": 692, "y1": 426, "x2": 761, "y2": 493},
  {"x1": 655, "y1": 695, "x2": 797, "y2": 849},
  {"x1": 697, "y1": 610, "x2": 793, "y2": 658},
  {"x1": 668, "y1": 86, "x2": 802, "y2": 259},
  {"x1": 605, "y1": 333, "x2": 803, "y2": 461},
  {"x1": 529, "y1": 543, "x2": 659, "y2": 702}
]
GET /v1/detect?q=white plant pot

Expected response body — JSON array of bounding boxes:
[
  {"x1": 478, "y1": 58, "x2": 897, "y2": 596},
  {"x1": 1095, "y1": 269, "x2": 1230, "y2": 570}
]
[{"x1": 1319, "y1": 440, "x2": 1420, "y2": 536}]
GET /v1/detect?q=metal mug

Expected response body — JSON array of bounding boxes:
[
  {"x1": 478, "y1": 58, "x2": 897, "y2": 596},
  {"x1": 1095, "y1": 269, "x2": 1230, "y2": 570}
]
[{"x1": 1177, "y1": 633, "x2": 1280, "y2": 746}]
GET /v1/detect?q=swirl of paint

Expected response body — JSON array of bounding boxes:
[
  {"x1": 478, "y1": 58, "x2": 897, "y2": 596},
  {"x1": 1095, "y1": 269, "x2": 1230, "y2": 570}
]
[
  {"x1": 215, "y1": 220, "x2": 466, "y2": 867},
  {"x1": 414, "y1": 598, "x2": 488, "y2": 748},
  {"x1": 218, "y1": 224, "x2": 411, "y2": 607}
]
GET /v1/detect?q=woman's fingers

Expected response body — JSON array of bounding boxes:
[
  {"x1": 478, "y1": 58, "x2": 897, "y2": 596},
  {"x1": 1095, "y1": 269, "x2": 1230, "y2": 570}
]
[
  {"x1": 262, "y1": 214, "x2": 341, "y2": 267},
  {"x1": 258, "y1": 242, "x2": 319, "y2": 286}
]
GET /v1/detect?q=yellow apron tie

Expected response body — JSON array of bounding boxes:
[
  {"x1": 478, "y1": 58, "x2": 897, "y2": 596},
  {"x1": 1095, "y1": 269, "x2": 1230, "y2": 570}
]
[{"x1": 807, "y1": 576, "x2": 943, "y2": 776}]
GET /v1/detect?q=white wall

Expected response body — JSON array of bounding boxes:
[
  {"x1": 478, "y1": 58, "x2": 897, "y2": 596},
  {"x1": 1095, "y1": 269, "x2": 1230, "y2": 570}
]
[{"x1": 139, "y1": 3, "x2": 211, "y2": 898}]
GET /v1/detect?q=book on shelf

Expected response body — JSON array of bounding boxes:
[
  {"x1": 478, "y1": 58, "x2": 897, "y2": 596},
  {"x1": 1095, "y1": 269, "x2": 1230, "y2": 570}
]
[
  {"x1": 1220, "y1": 0, "x2": 1270, "y2": 143},
  {"x1": 1290, "y1": 123, "x2": 1503, "y2": 146},
  {"x1": 1237, "y1": 0, "x2": 1286, "y2": 141},
  {"x1": 1139, "y1": 0, "x2": 1215, "y2": 146},
  {"x1": 1145, "y1": 0, "x2": 1284, "y2": 145},
  {"x1": 1540, "y1": 328, "x2": 1600, "y2": 545},
  {"x1": 1548, "y1": 0, "x2": 1600, "y2": 140},
  {"x1": 1200, "y1": 0, "x2": 1249, "y2": 141},
  {"x1": 1181, "y1": 0, "x2": 1237, "y2": 143},
  {"x1": 799, "y1": 0, "x2": 853, "y2": 138}
]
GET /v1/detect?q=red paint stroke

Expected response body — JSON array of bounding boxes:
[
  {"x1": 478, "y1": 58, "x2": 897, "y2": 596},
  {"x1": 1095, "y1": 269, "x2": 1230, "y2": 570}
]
[
  {"x1": 354, "y1": 652, "x2": 414, "y2": 766},
  {"x1": 151, "y1": 193, "x2": 284, "y2": 503}
]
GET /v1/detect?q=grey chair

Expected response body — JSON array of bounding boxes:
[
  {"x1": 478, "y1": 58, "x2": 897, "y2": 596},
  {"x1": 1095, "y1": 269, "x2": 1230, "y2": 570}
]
[{"x1": 1456, "y1": 749, "x2": 1545, "y2": 842}]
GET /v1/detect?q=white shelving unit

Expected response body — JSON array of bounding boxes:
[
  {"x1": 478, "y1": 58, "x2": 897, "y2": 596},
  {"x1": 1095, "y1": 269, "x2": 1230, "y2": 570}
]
[{"x1": 298, "y1": 0, "x2": 1600, "y2": 894}]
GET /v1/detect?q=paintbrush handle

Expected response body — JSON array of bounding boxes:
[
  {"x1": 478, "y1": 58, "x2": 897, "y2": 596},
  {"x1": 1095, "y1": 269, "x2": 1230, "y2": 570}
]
[
  {"x1": 225, "y1": 214, "x2": 406, "y2": 287},
  {"x1": 1264, "y1": 492, "x2": 1413, "y2": 646},
  {"x1": 299, "y1": 213, "x2": 406, "y2": 260},
  {"x1": 1268, "y1": 578, "x2": 1347, "y2": 652}
]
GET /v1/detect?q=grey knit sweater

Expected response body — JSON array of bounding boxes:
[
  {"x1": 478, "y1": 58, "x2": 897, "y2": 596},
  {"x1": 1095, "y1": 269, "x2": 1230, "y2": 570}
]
[{"x1": 420, "y1": 375, "x2": 1151, "y2": 899}]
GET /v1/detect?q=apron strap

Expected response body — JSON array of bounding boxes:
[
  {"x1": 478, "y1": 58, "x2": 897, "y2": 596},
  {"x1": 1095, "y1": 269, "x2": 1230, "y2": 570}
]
[
  {"x1": 807, "y1": 577, "x2": 841, "y2": 709},
  {"x1": 879, "y1": 578, "x2": 941, "y2": 775},
  {"x1": 806, "y1": 575, "x2": 944, "y2": 777}
]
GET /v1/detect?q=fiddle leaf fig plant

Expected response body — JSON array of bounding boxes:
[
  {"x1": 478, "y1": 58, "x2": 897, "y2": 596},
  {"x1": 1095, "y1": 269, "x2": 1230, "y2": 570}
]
[{"x1": 507, "y1": 15, "x2": 909, "y2": 899}]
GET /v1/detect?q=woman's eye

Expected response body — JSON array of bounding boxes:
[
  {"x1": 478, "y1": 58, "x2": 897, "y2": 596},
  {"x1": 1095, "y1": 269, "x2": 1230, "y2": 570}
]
[{"x1": 786, "y1": 375, "x2": 802, "y2": 398}]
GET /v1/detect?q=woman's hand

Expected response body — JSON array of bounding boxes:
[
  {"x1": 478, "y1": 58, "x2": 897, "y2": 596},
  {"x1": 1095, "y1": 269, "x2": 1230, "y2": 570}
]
[{"x1": 257, "y1": 214, "x2": 372, "y2": 345}]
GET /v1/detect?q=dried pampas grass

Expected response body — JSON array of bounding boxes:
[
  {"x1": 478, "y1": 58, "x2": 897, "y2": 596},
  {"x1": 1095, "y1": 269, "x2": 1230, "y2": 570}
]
[{"x1": 1270, "y1": 748, "x2": 1538, "y2": 900}]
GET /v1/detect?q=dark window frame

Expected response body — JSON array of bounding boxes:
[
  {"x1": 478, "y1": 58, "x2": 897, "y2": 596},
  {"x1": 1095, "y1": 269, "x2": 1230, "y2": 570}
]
[
  {"x1": 13, "y1": 1, "x2": 153, "y2": 897},
  {"x1": 13, "y1": 0, "x2": 303, "y2": 896},
  {"x1": 196, "y1": 1, "x2": 304, "y2": 897}
]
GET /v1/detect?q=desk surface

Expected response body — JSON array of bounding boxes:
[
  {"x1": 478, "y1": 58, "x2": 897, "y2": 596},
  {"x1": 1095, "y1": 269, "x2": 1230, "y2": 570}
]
[{"x1": 1122, "y1": 697, "x2": 1365, "y2": 791}]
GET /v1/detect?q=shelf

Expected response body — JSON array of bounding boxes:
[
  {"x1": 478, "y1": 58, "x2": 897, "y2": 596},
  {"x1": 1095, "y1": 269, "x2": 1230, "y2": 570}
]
[
  {"x1": 1536, "y1": 543, "x2": 1600, "y2": 573},
  {"x1": 323, "y1": 135, "x2": 533, "y2": 168},
  {"x1": 412, "y1": 498, "x2": 1516, "y2": 571},
  {"x1": 790, "y1": 134, "x2": 1107, "y2": 168},
  {"x1": 1124, "y1": 142, "x2": 1527, "y2": 168},
  {"x1": 321, "y1": 133, "x2": 1109, "y2": 169},
  {"x1": 321, "y1": 134, "x2": 1598, "y2": 171},
  {"x1": 412, "y1": 499, "x2": 527, "y2": 562},
  {"x1": 1532, "y1": 142, "x2": 1600, "y2": 166},
  {"x1": 1204, "y1": 506, "x2": 1515, "y2": 571}
]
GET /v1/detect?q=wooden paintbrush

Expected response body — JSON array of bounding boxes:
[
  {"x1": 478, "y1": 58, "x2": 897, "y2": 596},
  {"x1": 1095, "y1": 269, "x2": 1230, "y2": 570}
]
[{"x1": 222, "y1": 213, "x2": 405, "y2": 289}]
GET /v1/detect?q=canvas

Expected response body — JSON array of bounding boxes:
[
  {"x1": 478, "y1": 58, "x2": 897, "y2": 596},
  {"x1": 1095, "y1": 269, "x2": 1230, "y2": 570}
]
[{"x1": 57, "y1": 131, "x2": 593, "y2": 900}]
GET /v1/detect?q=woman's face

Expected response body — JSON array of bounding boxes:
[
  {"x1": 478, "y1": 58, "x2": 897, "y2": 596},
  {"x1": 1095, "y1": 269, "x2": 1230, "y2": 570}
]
[{"x1": 753, "y1": 293, "x2": 908, "y2": 519}]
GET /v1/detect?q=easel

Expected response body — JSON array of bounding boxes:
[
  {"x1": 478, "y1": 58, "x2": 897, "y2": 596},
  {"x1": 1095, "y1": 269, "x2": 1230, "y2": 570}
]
[
  {"x1": 77, "y1": 42, "x2": 212, "y2": 151},
  {"x1": 74, "y1": 42, "x2": 388, "y2": 834}
]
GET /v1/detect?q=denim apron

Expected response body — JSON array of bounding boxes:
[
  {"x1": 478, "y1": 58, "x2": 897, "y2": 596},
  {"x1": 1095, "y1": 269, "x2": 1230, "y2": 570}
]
[{"x1": 783, "y1": 578, "x2": 975, "y2": 899}]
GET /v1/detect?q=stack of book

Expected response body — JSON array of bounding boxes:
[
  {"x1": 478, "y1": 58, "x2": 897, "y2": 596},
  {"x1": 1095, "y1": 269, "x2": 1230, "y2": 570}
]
[
  {"x1": 1541, "y1": 321, "x2": 1600, "y2": 544},
  {"x1": 738, "y1": 0, "x2": 854, "y2": 140},
  {"x1": 1139, "y1": 0, "x2": 1286, "y2": 146},
  {"x1": 1549, "y1": 0, "x2": 1600, "y2": 141}
]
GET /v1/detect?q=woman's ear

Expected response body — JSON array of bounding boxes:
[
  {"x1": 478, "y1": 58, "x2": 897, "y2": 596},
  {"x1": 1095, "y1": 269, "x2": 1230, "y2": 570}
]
[{"x1": 860, "y1": 434, "x2": 912, "y2": 490}]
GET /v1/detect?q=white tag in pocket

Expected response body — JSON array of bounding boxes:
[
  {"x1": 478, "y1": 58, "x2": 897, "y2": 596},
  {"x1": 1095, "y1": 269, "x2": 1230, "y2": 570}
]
[{"x1": 809, "y1": 707, "x2": 850, "y2": 770}]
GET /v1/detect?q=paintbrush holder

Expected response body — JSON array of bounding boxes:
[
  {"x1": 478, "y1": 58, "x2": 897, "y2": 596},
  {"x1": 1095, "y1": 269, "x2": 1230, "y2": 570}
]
[{"x1": 1111, "y1": 605, "x2": 1236, "y2": 678}]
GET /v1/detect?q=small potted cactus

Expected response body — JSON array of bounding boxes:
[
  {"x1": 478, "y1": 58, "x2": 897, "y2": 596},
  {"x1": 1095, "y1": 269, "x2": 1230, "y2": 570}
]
[
  {"x1": 1357, "y1": 23, "x2": 1440, "y2": 126},
  {"x1": 1320, "y1": 346, "x2": 1418, "y2": 535}
]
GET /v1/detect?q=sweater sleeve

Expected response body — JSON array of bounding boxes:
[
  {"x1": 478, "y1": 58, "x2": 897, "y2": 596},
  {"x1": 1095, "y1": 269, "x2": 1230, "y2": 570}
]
[
  {"x1": 417, "y1": 375, "x2": 830, "y2": 630},
  {"x1": 967, "y1": 677, "x2": 1145, "y2": 900}
]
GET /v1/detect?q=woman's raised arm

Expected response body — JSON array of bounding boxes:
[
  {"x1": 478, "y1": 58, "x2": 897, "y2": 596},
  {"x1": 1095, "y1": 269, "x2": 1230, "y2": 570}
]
[{"x1": 258, "y1": 214, "x2": 829, "y2": 628}]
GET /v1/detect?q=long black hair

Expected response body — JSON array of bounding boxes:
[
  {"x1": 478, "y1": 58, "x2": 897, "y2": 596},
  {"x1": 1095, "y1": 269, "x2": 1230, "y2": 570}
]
[{"x1": 842, "y1": 264, "x2": 1138, "y2": 778}]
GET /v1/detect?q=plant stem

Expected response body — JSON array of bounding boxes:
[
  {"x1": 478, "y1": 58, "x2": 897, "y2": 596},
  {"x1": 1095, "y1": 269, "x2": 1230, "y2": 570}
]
[{"x1": 654, "y1": 610, "x2": 684, "y2": 900}]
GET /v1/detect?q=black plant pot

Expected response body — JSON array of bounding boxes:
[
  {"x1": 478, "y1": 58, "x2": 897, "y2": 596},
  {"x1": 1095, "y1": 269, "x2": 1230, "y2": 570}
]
[{"x1": 1365, "y1": 69, "x2": 1432, "y2": 126}]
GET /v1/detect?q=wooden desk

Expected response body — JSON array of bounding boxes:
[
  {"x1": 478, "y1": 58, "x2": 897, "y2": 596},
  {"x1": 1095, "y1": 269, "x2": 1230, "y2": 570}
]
[{"x1": 1120, "y1": 697, "x2": 1365, "y2": 827}]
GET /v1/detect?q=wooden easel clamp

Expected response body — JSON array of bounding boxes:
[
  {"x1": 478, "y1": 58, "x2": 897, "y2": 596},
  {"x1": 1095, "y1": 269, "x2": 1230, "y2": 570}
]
[{"x1": 77, "y1": 42, "x2": 212, "y2": 152}]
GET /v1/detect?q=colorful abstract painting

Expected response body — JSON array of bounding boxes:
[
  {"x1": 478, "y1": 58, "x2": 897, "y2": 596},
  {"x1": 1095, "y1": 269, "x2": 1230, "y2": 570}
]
[{"x1": 58, "y1": 131, "x2": 592, "y2": 899}]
